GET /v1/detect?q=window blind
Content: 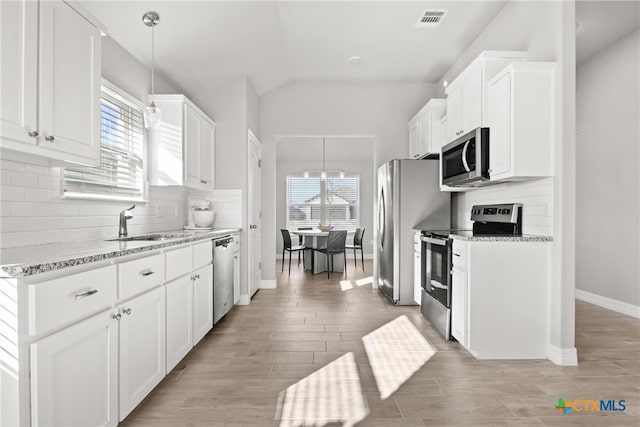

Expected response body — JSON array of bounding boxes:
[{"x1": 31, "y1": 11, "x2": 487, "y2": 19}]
[
  {"x1": 286, "y1": 175, "x2": 359, "y2": 230},
  {"x1": 63, "y1": 81, "x2": 146, "y2": 201}
]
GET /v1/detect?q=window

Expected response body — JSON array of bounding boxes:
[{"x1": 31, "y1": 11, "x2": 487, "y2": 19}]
[
  {"x1": 63, "y1": 80, "x2": 146, "y2": 201},
  {"x1": 287, "y1": 175, "x2": 359, "y2": 230}
]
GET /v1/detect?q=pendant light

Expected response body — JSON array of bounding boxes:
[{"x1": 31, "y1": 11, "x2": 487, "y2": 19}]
[
  {"x1": 303, "y1": 137, "x2": 345, "y2": 179},
  {"x1": 142, "y1": 11, "x2": 162, "y2": 129}
]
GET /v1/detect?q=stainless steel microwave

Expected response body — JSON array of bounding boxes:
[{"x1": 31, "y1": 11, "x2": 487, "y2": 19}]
[{"x1": 441, "y1": 127, "x2": 490, "y2": 187}]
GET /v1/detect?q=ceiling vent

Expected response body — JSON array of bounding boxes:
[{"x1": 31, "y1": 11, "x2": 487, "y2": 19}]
[{"x1": 415, "y1": 9, "x2": 448, "y2": 28}]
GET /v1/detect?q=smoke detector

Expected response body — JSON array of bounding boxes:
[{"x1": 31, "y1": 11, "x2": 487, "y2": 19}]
[{"x1": 415, "y1": 9, "x2": 448, "y2": 28}]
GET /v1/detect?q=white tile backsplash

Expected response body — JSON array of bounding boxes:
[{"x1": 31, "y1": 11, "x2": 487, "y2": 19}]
[
  {"x1": 452, "y1": 178, "x2": 554, "y2": 236},
  {"x1": 188, "y1": 189, "x2": 243, "y2": 229},
  {"x1": 0, "y1": 159, "x2": 189, "y2": 249}
]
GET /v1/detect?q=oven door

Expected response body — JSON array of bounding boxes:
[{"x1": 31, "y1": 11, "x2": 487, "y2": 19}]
[{"x1": 421, "y1": 236, "x2": 452, "y2": 307}]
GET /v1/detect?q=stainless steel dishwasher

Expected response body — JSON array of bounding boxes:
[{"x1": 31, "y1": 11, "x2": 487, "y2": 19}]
[{"x1": 213, "y1": 235, "x2": 235, "y2": 324}]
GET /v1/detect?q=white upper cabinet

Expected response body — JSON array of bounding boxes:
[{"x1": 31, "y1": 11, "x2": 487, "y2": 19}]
[
  {"x1": 0, "y1": 0, "x2": 102, "y2": 167},
  {"x1": 149, "y1": 95, "x2": 216, "y2": 191},
  {"x1": 487, "y1": 62, "x2": 556, "y2": 182},
  {"x1": 444, "y1": 51, "x2": 528, "y2": 146},
  {"x1": 408, "y1": 99, "x2": 446, "y2": 159}
]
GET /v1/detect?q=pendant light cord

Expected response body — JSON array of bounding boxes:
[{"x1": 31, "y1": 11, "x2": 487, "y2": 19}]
[{"x1": 151, "y1": 24, "x2": 155, "y2": 99}]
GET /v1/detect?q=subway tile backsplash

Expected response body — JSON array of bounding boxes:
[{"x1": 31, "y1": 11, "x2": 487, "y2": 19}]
[
  {"x1": 452, "y1": 178, "x2": 553, "y2": 236},
  {"x1": 0, "y1": 158, "x2": 189, "y2": 248}
]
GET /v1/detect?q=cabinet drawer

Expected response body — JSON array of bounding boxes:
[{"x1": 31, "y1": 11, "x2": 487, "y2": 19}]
[
  {"x1": 193, "y1": 240, "x2": 212, "y2": 269},
  {"x1": 28, "y1": 265, "x2": 117, "y2": 336},
  {"x1": 165, "y1": 246, "x2": 192, "y2": 281},
  {"x1": 118, "y1": 254, "x2": 164, "y2": 300},
  {"x1": 452, "y1": 241, "x2": 467, "y2": 268}
]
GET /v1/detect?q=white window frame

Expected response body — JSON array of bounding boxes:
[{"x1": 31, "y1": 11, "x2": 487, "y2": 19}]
[
  {"x1": 61, "y1": 79, "x2": 148, "y2": 202},
  {"x1": 286, "y1": 173, "x2": 360, "y2": 230}
]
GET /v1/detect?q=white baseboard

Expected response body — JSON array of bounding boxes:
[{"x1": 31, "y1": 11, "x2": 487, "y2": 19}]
[
  {"x1": 237, "y1": 295, "x2": 250, "y2": 305},
  {"x1": 260, "y1": 279, "x2": 277, "y2": 289},
  {"x1": 576, "y1": 289, "x2": 640, "y2": 319},
  {"x1": 547, "y1": 343, "x2": 578, "y2": 366}
]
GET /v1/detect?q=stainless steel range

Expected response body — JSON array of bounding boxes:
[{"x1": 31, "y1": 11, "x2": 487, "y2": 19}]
[{"x1": 419, "y1": 203, "x2": 523, "y2": 339}]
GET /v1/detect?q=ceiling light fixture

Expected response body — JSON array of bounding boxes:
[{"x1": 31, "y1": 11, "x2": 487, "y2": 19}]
[
  {"x1": 443, "y1": 80, "x2": 448, "y2": 88},
  {"x1": 303, "y1": 137, "x2": 345, "y2": 180},
  {"x1": 347, "y1": 56, "x2": 363, "y2": 65},
  {"x1": 143, "y1": 11, "x2": 162, "y2": 129}
]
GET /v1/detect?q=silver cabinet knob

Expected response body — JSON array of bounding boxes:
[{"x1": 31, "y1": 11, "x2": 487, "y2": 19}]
[
  {"x1": 28, "y1": 131, "x2": 39, "y2": 137},
  {"x1": 112, "y1": 313, "x2": 121, "y2": 320},
  {"x1": 250, "y1": 224, "x2": 257, "y2": 229},
  {"x1": 44, "y1": 135, "x2": 55, "y2": 142},
  {"x1": 123, "y1": 308, "x2": 132, "y2": 315}
]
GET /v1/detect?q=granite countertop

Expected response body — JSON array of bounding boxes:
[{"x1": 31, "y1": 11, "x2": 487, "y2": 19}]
[
  {"x1": 449, "y1": 231, "x2": 553, "y2": 242},
  {"x1": 0, "y1": 228, "x2": 240, "y2": 278}
]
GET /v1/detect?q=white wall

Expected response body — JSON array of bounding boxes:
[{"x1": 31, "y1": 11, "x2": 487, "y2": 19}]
[
  {"x1": 0, "y1": 37, "x2": 188, "y2": 248},
  {"x1": 275, "y1": 137, "x2": 375, "y2": 256},
  {"x1": 576, "y1": 29, "x2": 640, "y2": 308},
  {"x1": 260, "y1": 81, "x2": 439, "y2": 280},
  {"x1": 435, "y1": 0, "x2": 577, "y2": 363}
]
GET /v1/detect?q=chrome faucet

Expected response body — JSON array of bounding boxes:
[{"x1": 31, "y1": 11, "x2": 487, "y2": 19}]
[{"x1": 119, "y1": 205, "x2": 136, "y2": 238}]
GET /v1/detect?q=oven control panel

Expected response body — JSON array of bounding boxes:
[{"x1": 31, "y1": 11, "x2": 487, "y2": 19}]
[{"x1": 470, "y1": 203, "x2": 522, "y2": 224}]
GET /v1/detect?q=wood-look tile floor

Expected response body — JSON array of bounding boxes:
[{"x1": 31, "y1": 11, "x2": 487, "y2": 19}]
[{"x1": 121, "y1": 261, "x2": 640, "y2": 426}]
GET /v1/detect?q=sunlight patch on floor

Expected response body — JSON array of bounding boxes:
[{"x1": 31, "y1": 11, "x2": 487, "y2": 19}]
[
  {"x1": 275, "y1": 352, "x2": 369, "y2": 427},
  {"x1": 362, "y1": 315, "x2": 436, "y2": 399},
  {"x1": 340, "y1": 276, "x2": 373, "y2": 291}
]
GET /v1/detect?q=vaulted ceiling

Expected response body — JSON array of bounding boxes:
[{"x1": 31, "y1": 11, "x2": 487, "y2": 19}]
[{"x1": 81, "y1": 1, "x2": 507, "y2": 96}]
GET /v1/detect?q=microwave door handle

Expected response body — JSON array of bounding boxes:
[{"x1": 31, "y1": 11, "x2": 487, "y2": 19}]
[{"x1": 462, "y1": 140, "x2": 471, "y2": 172}]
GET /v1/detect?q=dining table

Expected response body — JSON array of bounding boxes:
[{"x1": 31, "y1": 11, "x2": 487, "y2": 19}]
[{"x1": 290, "y1": 229, "x2": 355, "y2": 275}]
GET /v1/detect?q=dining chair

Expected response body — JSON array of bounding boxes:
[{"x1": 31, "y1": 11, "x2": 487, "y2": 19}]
[
  {"x1": 281, "y1": 229, "x2": 306, "y2": 275},
  {"x1": 297, "y1": 227, "x2": 313, "y2": 246},
  {"x1": 313, "y1": 230, "x2": 348, "y2": 279},
  {"x1": 345, "y1": 228, "x2": 366, "y2": 271}
]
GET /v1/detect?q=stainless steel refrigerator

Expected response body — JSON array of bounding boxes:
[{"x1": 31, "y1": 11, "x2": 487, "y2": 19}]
[{"x1": 376, "y1": 159, "x2": 450, "y2": 305}]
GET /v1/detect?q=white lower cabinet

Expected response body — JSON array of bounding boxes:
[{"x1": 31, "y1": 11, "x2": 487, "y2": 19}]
[
  {"x1": 118, "y1": 287, "x2": 166, "y2": 421},
  {"x1": 193, "y1": 264, "x2": 213, "y2": 345},
  {"x1": 30, "y1": 309, "x2": 118, "y2": 427},
  {"x1": 165, "y1": 275, "x2": 193, "y2": 373},
  {"x1": 451, "y1": 265, "x2": 468, "y2": 347},
  {"x1": 413, "y1": 232, "x2": 422, "y2": 305}
]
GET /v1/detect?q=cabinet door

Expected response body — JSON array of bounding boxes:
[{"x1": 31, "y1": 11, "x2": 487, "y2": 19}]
[
  {"x1": 462, "y1": 67, "x2": 482, "y2": 132},
  {"x1": 165, "y1": 275, "x2": 193, "y2": 373},
  {"x1": 447, "y1": 86, "x2": 463, "y2": 141},
  {"x1": 418, "y1": 113, "x2": 431, "y2": 157},
  {"x1": 488, "y1": 72, "x2": 512, "y2": 178},
  {"x1": 408, "y1": 120, "x2": 420, "y2": 159},
  {"x1": 199, "y1": 119, "x2": 215, "y2": 188},
  {"x1": 30, "y1": 310, "x2": 118, "y2": 427},
  {"x1": 0, "y1": 0, "x2": 38, "y2": 145},
  {"x1": 413, "y1": 250, "x2": 421, "y2": 305},
  {"x1": 439, "y1": 116, "x2": 449, "y2": 150},
  {"x1": 451, "y1": 266, "x2": 468, "y2": 347},
  {"x1": 119, "y1": 287, "x2": 166, "y2": 421},
  {"x1": 38, "y1": 0, "x2": 101, "y2": 165},
  {"x1": 193, "y1": 264, "x2": 213, "y2": 345},
  {"x1": 184, "y1": 103, "x2": 201, "y2": 187}
]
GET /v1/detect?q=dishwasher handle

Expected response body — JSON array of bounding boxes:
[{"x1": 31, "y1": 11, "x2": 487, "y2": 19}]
[{"x1": 214, "y1": 237, "x2": 233, "y2": 247}]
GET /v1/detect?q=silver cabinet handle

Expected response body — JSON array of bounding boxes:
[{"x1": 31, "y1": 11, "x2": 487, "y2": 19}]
[
  {"x1": 195, "y1": 274, "x2": 200, "y2": 279},
  {"x1": 123, "y1": 308, "x2": 132, "y2": 315},
  {"x1": 75, "y1": 289, "x2": 98, "y2": 300},
  {"x1": 45, "y1": 135, "x2": 55, "y2": 142},
  {"x1": 28, "y1": 131, "x2": 39, "y2": 137},
  {"x1": 250, "y1": 224, "x2": 257, "y2": 229},
  {"x1": 200, "y1": 179, "x2": 208, "y2": 184},
  {"x1": 453, "y1": 253, "x2": 461, "y2": 257},
  {"x1": 140, "y1": 269, "x2": 155, "y2": 277},
  {"x1": 112, "y1": 313, "x2": 121, "y2": 320}
]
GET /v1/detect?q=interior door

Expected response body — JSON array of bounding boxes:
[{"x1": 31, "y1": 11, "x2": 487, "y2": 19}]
[{"x1": 247, "y1": 130, "x2": 261, "y2": 298}]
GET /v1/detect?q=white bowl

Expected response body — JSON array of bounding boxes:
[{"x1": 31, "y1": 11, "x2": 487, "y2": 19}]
[{"x1": 193, "y1": 210, "x2": 215, "y2": 228}]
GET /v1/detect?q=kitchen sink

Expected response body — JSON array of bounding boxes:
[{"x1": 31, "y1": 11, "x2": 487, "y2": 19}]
[{"x1": 106, "y1": 233, "x2": 187, "y2": 242}]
